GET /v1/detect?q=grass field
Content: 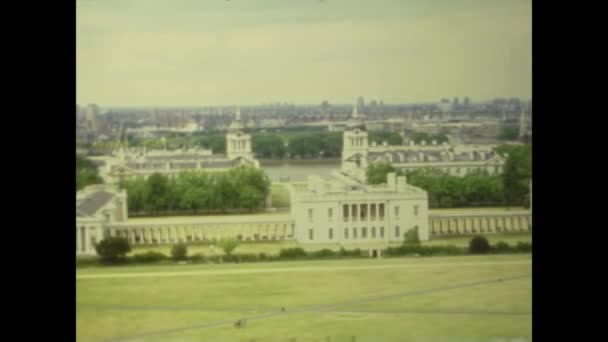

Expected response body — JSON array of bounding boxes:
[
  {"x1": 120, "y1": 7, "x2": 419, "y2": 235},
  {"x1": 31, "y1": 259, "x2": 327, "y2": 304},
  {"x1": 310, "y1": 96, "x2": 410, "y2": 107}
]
[{"x1": 77, "y1": 254, "x2": 531, "y2": 342}]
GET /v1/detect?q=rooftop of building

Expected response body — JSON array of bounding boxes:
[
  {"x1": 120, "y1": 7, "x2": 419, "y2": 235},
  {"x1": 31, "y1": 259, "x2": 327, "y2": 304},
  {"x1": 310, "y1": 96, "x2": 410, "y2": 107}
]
[
  {"x1": 76, "y1": 184, "x2": 124, "y2": 218},
  {"x1": 290, "y1": 170, "x2": 427, "y2": 201}
]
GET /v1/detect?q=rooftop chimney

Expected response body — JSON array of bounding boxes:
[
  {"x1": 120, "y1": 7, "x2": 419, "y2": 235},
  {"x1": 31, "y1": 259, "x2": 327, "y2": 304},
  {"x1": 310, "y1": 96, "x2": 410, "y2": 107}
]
[
  {"x1": 397, "y1": 175, "x2": 407, "y2": 192},
  {"x1": 387, "y1": 172, "x2": 397, "y2": 190}
]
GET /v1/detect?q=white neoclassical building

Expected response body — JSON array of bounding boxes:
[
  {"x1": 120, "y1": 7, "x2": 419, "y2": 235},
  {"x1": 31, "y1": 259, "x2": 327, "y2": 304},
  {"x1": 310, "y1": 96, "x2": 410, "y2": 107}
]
[
  {"x1": 76, "y1": 184, "x2": 128, "y2": 256},
  {"x1": 76, "y1": 104, "x2": 530, "y2": 258},
  {"x1": 289, "y1": 170, "x2": 429, "y2": 249},
  {"x1": 101, "y1": 108, "x2": 259, "y2": 184},
  {"x1": 341, "y1": 105, "x2": 506, "y2": 177}
]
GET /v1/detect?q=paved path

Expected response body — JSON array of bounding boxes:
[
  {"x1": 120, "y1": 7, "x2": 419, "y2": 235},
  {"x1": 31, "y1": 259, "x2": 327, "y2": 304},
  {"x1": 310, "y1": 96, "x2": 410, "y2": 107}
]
[{"x1": 77, "y1": 259, "x2": 531, "y2": 280}]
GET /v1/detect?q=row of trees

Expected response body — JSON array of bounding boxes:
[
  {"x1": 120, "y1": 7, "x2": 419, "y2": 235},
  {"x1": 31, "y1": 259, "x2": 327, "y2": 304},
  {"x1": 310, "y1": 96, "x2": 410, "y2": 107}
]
[
  {"x1": 366, "y1": 144, "x2": 531, "y2": 208},
  {"x1": 76, "y1": 155, "x2": 103, "y2": 191},
  {"x1": 285, "y1": 132, "x2": 342, "y2": 159},
  {"x1": 126, "y1": 130, "x2": 406, "y2": 160},
  {"x1": 119, "y1": 166, "x2": 271, "y2": 215}
]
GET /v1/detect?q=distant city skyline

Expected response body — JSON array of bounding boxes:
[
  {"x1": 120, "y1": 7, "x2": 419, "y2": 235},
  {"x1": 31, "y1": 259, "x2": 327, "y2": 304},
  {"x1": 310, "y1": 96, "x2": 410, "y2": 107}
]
[{"x1": 77, "y1": 0, "x2": 531, "y2": 107}]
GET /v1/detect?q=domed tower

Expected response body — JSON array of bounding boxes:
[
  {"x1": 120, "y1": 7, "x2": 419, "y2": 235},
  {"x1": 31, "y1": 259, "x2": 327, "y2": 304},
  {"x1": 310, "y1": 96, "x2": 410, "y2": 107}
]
[
  {"x1": 342, "y1": 104, "x2": 369, "y2": 173},
  {"x1": 226, "y1": 107, "x2": 254, "y2": 161}
]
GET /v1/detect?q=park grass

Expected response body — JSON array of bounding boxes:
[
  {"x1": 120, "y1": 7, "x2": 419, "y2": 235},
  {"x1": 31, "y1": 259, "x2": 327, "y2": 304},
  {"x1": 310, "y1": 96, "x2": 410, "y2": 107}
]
[
  {"x1": 270, "y1": 183, "x2": 291, "y2": 208},
  {"x1": 77, "y1": 254, "x2": 531, "y2": 342}
]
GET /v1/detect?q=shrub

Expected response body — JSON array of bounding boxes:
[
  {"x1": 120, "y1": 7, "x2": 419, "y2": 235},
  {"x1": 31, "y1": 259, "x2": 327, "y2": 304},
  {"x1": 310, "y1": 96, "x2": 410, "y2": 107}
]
[
  {"x1": 222, "y1": 254, "x2": 239, "y2": 263},
  {"x1": 95, "y1": 237, "x2": 131, "y2": 263},
  {"x1": 516, "y1": 242, "x2": 532, "y2": 252},
  {"x1": 171, "y1": 243, "x2": 188, "y2": 261},
  {"x1": 311, "y1": 249, "x2": 336, "y2": 258},
  {"x1": 132, "y1": 251, "x2": 167, "y2": 263},
  {"x1": 492, "y1": 241, "x2": 512, "y2": 253},
  {"x1": 404, "y1": 226, "x2": 420, "y2": 245},
  {"x1": 238, "y1": 253, "x2": 260, "y2": 263},
  {"x1": 469, "y1": 236, "x2": 491, "y2": 254},
  {"x1": 189, "y1": 253, "x2": 207, "y2": 264},
  {"x1": 279, "y1": 247, "x2": 307, "y2": 259},
  {"x1": 218, "y1": 239, "x2": 239, "y2": 256},
  {"x1": 206, "y1": 255, "x2": 222, "y2": 263},
  {"x1": 337, "y1": 248, "x2": 364, "y2": 257},
  {"x1": 258, "y1": 253, "x2": 269, "y2": 261}
]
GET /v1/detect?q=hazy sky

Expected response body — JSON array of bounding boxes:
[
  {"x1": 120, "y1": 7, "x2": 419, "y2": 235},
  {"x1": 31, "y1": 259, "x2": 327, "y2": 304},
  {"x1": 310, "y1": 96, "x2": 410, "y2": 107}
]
[{"x1": 77, "y1": 0, "x2": 531, "y2": 107}]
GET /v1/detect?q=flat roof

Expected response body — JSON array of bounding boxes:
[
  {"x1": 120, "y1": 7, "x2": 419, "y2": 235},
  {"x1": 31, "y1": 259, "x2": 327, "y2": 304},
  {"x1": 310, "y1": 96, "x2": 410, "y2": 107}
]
[{"x1": 123, "y1": 212, "x2": 292, "y2": 225}]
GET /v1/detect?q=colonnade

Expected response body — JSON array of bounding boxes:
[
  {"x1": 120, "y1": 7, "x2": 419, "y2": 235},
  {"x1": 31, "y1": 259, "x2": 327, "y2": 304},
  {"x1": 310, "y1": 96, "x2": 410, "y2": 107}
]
[
  {"x1": 429, "y1": 214, "x2": 531, "y2": 236},
  {"x1": 107, "y1": 221, "x2": 294, "y2": 245}
]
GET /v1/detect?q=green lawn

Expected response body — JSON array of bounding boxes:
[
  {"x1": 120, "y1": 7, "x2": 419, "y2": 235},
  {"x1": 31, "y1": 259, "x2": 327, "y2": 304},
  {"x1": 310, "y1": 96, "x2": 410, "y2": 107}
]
[
  {"x1": 270, "y1": 183, "x2": 291, "y2": 208},
  {"x1": 77, "y1": 254, "x2": 531, "y2": 342}
]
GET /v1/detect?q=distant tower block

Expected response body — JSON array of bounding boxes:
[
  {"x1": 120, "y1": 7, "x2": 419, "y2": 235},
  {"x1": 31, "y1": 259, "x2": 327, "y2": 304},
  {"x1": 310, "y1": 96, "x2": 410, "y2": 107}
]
[
  {"x1": 85, "y1": 104, "x2": 99, "y2": 131},
  {"x1": 519, "y1": 107, "x2": 527, "y2": 139},
  {"x1": 226, "y1": 107, "x2": 254, "y2": 161}
]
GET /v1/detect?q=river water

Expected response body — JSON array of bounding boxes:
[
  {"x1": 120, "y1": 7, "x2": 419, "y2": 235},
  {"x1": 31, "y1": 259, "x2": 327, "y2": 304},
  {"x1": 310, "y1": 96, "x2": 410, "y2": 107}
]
[{"x1": 260, "y1": 160, "x2": 341, "y2": 182}]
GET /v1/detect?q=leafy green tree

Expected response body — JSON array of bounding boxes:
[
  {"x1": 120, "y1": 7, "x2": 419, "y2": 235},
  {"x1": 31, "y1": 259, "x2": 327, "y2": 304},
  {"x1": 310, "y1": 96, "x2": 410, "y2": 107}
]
[
  {"x1": 239, "y1": 185, "x2": 264, "y2": 210},
  {"x1": 469, "y1": 236, "x2": 491, "y2": 254},
  {"x1": 252, "y1": 134, "x2": 286, "y2": 158},
  {"x1": 76, "y1": 155, "x2": 103, "y2": 191},
  {"x1": 145, "y1": 173, "x2": 171, "y2": 214},
  {"x1": 218, "y1": 239, "x2": 239, "y2": 256},
  {"x1": 171, "y1": 243, "x2": 188, "y2": 261},
  {"x1": 498, "y1": 126, "x2": 519, "y2": 140},
  {"x1": 95, "y1": 237, "x2": 131, "y2": 263},
  {"x1": 404, "y1": 226, "x2": 420, "y2": 245},
  {"x1": 366, "y1": 161, "x2": 402, "y2": 184},
  {"x1": 497, "y1": 144, "x2": 531, "y2": 207}
]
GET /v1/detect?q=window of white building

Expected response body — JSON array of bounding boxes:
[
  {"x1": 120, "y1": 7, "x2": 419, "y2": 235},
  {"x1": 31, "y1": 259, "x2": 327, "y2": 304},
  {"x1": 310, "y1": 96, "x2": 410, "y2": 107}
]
[
  {"x1": 380, "y1": 226, "x2": 385, "y2": 238},
  {"x1": 394, "y1": 206, "x2": 399, "y2": 217},
  {"x1": 343, "y1": 204, "x2": 349, "y2": 222},
  {"x1": 328, "y1": 208, "x2": 333, "y2": 221},
  {"x1": 361, "y1": 204, "x2": 367, "y2": 221},
  {"x1": 353, "y1": 228, "x2": 357, "y2": 239},
  {"x1": 395, "y1": 226, "x2": 400, "y2": 238},
  {"x1": 329, "y1": 228, "x2": 333, "y2": 240},
  {"x1": 362, "y1": 227, "x2": 367, "y2": 238},
  {"x1": 414, "y1": 205, "x2": 419, "y2": 216},
  {"x1": 309, "y1": 229, "x2": 314, "y2": 240},
  {"x1": 308, "y1": 208, "x2": 313, "y2": 222},
  {"x1": 379, "y1": 203, "x2": 385, "y2": 220},
  {"x1": 372, "y1": 227, "x2": 376, "y2": 238},
  {"x1": 370, "y1": 204, "x2": 377, "y2": 221},
  {"x1": 344, "y1": 228, "x2": 349, "y2": 239}
]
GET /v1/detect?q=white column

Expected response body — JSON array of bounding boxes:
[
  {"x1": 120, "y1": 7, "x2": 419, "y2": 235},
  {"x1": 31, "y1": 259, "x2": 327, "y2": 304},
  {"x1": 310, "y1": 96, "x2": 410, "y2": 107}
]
[
  {"x1": 83, "y1": 227, "x2": 90, "y2": 253},
  {"x1": 76, "y1": 226, "x2": 81, "y2": 253}
]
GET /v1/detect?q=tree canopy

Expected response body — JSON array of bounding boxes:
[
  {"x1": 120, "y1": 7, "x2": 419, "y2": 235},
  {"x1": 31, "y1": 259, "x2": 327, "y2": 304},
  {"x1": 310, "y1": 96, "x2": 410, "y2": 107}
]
[
  {"x1": 119, "y1": 166, "x2": 271, "y2": 215},
  {"x1": 76, "y1": 155, "x2": 103, "y2": 191}
]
